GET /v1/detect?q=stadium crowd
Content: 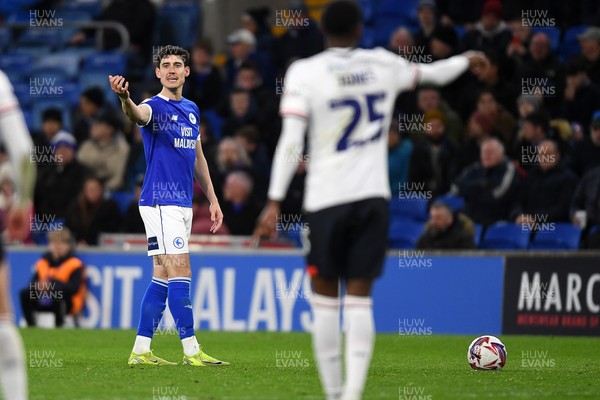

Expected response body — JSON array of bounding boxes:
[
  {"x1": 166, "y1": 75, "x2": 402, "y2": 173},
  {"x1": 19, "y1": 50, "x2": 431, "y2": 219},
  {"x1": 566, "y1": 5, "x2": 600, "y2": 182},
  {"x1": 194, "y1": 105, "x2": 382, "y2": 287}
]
[{"x1": 1, "y1": 0, "x2": 600, "y2": 248}]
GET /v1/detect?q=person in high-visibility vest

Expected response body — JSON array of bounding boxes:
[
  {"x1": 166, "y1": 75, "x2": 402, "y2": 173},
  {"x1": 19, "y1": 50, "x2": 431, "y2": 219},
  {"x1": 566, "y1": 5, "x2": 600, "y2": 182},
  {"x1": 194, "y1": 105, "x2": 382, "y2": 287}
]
[{"x1": 19, "y1": 228, "x2": 86, "y2": 327}]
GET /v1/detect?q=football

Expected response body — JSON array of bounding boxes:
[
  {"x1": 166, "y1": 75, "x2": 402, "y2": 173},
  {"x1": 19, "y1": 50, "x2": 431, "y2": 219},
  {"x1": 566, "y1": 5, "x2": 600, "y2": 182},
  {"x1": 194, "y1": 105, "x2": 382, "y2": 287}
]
[{"x1": 467, "y1": 335, "x2": 507, "y2": 370}]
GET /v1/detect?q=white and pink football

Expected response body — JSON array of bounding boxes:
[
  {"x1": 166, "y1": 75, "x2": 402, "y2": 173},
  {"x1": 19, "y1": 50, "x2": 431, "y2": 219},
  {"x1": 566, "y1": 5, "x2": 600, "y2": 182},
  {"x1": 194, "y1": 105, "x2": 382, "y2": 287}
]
[{"x1": 467, "y1": 335, "x2": 507, "y2": 370}]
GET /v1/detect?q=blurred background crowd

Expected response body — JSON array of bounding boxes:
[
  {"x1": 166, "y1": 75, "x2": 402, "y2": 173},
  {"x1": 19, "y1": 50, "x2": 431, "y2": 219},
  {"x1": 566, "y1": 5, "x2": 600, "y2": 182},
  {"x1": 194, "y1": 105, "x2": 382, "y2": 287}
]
[{"x1": 1, "y1": 0, "x2": 600, "y2": 249}]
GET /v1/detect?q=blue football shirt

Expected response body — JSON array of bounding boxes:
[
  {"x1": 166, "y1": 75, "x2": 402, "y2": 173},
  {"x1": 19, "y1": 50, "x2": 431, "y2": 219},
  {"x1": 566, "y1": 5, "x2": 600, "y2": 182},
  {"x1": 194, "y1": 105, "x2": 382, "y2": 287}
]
[{"x1": 138, "y1": 94, "x2": 200, "y2": 208}]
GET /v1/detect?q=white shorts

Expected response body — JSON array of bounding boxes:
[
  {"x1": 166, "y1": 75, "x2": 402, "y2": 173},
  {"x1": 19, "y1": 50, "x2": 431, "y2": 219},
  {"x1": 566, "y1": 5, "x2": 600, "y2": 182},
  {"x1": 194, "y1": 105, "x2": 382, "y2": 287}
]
[{"x1": 139, "y1": 205, "x2": 192, "y2": 256}]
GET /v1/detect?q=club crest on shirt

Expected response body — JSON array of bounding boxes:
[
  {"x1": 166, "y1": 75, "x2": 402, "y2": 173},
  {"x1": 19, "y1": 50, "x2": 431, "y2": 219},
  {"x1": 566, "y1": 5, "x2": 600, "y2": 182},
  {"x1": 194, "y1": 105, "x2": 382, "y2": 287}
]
[{"x1": 189, "y1": 113, "x2": 196, "y2": 124}]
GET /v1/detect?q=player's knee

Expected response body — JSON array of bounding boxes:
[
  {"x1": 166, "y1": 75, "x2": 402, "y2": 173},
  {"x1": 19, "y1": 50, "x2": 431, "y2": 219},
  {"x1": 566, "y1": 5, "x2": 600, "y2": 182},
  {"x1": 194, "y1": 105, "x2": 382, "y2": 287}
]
[
  {"x1": 162, "y1": 254, "x2": 191, "y2": 278},
  {"x1": 345, "y1": 279, "x2": 373, "y2": 297}
]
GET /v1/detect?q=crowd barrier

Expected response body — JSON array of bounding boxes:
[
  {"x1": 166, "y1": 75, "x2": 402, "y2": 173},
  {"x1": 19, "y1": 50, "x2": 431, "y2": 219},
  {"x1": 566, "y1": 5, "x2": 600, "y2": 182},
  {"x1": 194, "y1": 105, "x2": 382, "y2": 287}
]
[{"x1": 6, "y1": 248, "x2": 599, "y2": 335}]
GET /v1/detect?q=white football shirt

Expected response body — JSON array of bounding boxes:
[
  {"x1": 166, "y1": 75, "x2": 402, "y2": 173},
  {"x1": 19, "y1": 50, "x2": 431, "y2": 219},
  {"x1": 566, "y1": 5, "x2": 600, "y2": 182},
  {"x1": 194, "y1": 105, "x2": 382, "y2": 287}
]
[
  {"x1": 0, "y1": 70, "x2": 34, "y2": 201},
  {"x1": 279, "y1": 47, "x2": 421, "y2": 212}
]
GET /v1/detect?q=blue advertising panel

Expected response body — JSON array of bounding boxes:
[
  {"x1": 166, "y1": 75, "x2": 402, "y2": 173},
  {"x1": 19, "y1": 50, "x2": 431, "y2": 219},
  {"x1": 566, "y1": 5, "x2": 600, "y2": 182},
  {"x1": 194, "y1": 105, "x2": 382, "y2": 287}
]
[{"x1": 7, "y1": 249, "x2": 504, "y2": 334}]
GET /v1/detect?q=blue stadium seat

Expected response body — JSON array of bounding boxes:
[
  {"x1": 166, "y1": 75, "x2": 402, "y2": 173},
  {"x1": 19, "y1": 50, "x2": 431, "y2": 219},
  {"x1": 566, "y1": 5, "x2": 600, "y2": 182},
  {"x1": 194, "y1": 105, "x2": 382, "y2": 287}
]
[
  {"x1": 12, "y1": 82, "x2": 32, "y2": 108},
  {"x1": 480, "y1": 223, "x2": 531, "y2": 250},
  {"x1": 83, "y1": 51, "x2": 127, "y2": 72},
  {"x1": 30, "y1": 82, "x2": 79, "y2": 132},
  {"x1": 31, "y1": 53, "x2": 81, "y2": 81},
  {"x1": 16, "y1": 28, "x2": 62, "y2": 51},
  {"x1": 529, "y1": 223, "x2": 582, "y2": 250},
  {"x1": 375, "y1": 0, "x2": 419, "y2": 32},
  {"x1": 5, "y1": 11, "x2": 30, "y2": 23},
  {"x1": 79, "y1": 52, "x2": 127, "y2": 106},
  {"x1": 454, "y1": 25, "x2": 466, "y2": 40},
  {"x1": 0, "y1": 53, "x2": 33, "y2": 82},
  {"x1": 359, "y1": 26, "x2": 376, "y2": 48},
  {"x1": 57, "y1": 11, "x2": 93, "y2": 47},
  {"x1": 473, "y1": 224, "x2": 483, "y2": 247},
  {"x1": 389, "y1": 197, "x2": 429, "y2": 222},
  {"x1": 357, "y1": 0, "x2": 374, "y2": 24},
  {"x1": 111, "y1": 191, "x2": 134, "y2": 216},
  {"x1": 155, "y1": 1, "x2": 201, "y2": 49},
  {"x1": 201, "y1": 109, "x2": 224, "y2": 140},
  {"x1": 0, "y1": 27, "x2": 11, "y2": 51},
  {"x1": 59, "y1": 0, "x2": 102, "y2": 17},
  {"x1": 434, "y1": 193, "x2": 465, "y2": 212},
  {"x1": 376, "y1": 0, "x2": 418, "y2": 19},
  {"x1": 389, "y1": 220, "x2": 425, "y2": 249},
  {"x1": 30, "y1": 103, "x2": 71, "y2": 133},
  {"x1": 532, "y1": 26, "x2": 561, "y2": 51},
  {"x1": 560, "y1": 24, "x2": 589, "y2": 61},
  {"x1": 373, "y1": 16, "x2": 404, "y2": 48}
]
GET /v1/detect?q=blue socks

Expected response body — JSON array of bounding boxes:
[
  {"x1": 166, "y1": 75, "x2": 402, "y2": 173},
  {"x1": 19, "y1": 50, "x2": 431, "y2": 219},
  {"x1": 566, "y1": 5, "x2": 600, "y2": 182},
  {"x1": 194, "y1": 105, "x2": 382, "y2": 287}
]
[
  {"x1": 136, "y1": 277, "x2": 168, "y2": 338},
  {"x1": 167, "y1": 277, "x2": 195, "y2": 340},
  {"x1": 133, "y1": 276, "x2": 198, "y2": 356}
]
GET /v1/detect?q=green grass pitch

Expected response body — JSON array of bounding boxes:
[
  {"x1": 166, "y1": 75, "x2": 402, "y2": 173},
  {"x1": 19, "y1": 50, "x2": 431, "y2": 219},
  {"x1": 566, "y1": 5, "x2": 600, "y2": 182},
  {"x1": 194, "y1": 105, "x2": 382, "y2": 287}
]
[{"x1": 19, "y1": 329, "x2": 600, "y2": 399}]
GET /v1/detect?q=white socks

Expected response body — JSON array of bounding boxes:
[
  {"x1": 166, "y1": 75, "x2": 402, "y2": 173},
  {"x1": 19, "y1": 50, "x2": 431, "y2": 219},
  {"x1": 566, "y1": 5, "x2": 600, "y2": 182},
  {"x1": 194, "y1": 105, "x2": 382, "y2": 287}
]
[
  {"x1": 132, "y1": 330, "x2": 199, "y2": 357},
  {"x1": 0, "y1": 320, "x2": 27, "y2": 400},
  {"x1": 182, "y1": 336, "x2": 200, "y2": 357},
  {"x1": 342, "y1": 295, "x2": 374, "y2": 400},
  {"x1": 132, "y1": 335, "x2": 152, "y2": 354},
  {"x1": 311, "y1": 294, "x2": 343, "y2": 400}
]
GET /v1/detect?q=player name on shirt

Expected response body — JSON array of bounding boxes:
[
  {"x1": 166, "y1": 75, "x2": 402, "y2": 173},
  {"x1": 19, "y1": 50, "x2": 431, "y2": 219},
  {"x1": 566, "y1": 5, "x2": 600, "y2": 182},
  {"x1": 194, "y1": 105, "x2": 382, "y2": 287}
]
[{"x1": 337, "y1": 70, "x2": 375, "y2": 86}]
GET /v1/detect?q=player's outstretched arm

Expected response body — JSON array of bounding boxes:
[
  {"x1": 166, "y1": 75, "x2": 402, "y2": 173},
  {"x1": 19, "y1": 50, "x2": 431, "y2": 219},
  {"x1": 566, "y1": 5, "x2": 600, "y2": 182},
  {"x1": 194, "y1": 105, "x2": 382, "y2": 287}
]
[
  {"x1": 253, "y1": 116, "x2": 307, "y2": 240},
  {"x1": 108, "y1": 75, "x2": 150, "y2": 125},
  {"x1": 194, "y1": 141, "x2": 223, "y2": 233},
  {"x1": 417, "y1": 51, "x2": 489, "y2": 86},
  {"x1": 0, "y1": 72, "x2": 36, "y2": 241}
]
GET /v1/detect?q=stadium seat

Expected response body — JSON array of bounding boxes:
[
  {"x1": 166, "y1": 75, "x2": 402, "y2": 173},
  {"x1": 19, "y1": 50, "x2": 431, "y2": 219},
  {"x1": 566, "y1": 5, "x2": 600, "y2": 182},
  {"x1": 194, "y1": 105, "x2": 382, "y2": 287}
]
[
  {"x1": 201, "y1": 109, "x2": 224, "y2": 140},
  {"x1": 389, "y1": 220, "x2": 425, "y2": 249},
  {"x1": 30, "y1": 104, "x2": 72, "y2": 133},
  {"x1": 12, "y1": 82, "x2": 32, "y2": 108},
  {"x1": 434, "y1": 193, "x2": 465, "y2": 212},
  {"x1": 532, "y1": 26, "x2": 561, "y2": 51},
  {"x1": 155, "y1": 1, "x2": 201, "y2": 50},
  {"x1": 373, "y1": 16, "x2": 405, "y2": 48},
  {"x1": 389, "y1": 197, "x2": 429, "y2": 222},
  {"x1": 473, "y1": 224, "x2": 483, "y2": 247},
  {"x1": 30, "y1": 82, "x2": 79, "y2": 132},
  {"x1": 454, "y1": 25, "x2": 466, "y2": 40},
  {"x1": 376, "y1": 0, "x2": 418, "y2": 19},
  {"x1": 559, "y1": 24, "x2": 589, "y2": 61},
  {"x1": 480, "y1": 223, "x2": 531, "y2": 250},
  {"x1": 529, "y1": 223, "x2": 582, "y2": 250},
  {"x1": 374, "y1": 0, "x2": 419, "y2": 33},
  {"x1": 110, "y1": 191, "x2": 134, "y2": 216},
  {"x1": 16, "y1": 28, "x2": 62, "y2": 51},
  {"x1": 357, "y1": 0, "x2": 374, "y2": 24},
  {"x1": 31, "y1": 53, "x2": 82, "y2": 81},
  {"x1": 0, "y1": 53, "x2": 33, "y2": 82},
  {"x1": 359, "y1": 26, "x2": 376, "y2": 48},
  {"x1": 57, "y1": 11, "x2": 93, "y2": 47},
  {"x1": 83, "y1": 51, "x2": 127, "y2": 73},
  {"x1": 79, "y1": 52, "x2": 127, "y2": 106},
  {"x1": 0, "y1": 27, "x2": 10, "y2": 52},
  {"x1": 4, "y1": 11, "x2": 30, "y2": 23},
  {"x1": 59, "y1": 0, "x2": 103, "y2": 17}
]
